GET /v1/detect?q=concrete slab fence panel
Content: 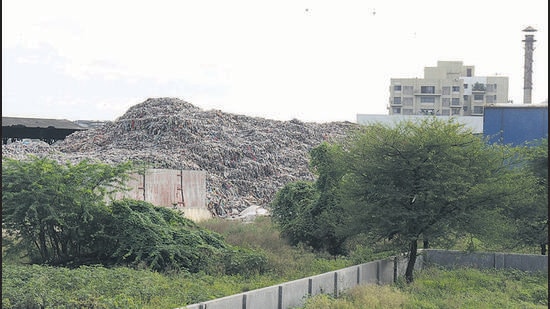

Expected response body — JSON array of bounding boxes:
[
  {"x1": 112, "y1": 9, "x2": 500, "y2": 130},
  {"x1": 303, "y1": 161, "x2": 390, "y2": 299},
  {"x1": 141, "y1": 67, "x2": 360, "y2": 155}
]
[
  {"x1": 378, "y1": 259, "x2": 395, "y2": 284},
  {"x1": 504, "y1": 253, "x2": 548, "y2": 272},
  {"x1": 190, "y1": 293, "x2": 244, "y2": 309},
  {"x1": 425, "y1": 250, "x2": 494, "y2": 269},
  {"x1": 183, "y1": 251, "x2": 548, "y2": 308},
  {"x1": 336, "y1": 266, "x2": 360, "y2": 296},
  {"x1": 359, "y1": 261, "x2": 379, "y2": 285},
  {"x1": 280, "y1": 278, "x2": 310, "y2": 309},
  {"x1": 395, "y1": 257, "x2": 407, "y2": 280},
  {"x1": 310, "y1": 272, "x2": 336, "y2": 297},
  {"x1": 244, "y1": 285, "x2": 279, "y2": 309}
]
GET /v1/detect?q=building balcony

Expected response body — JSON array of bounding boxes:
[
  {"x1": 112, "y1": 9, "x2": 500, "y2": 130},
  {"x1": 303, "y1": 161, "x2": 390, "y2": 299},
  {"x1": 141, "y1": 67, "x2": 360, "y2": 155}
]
[{"x1": 414, "y1": 92, "x2": 441, "y2": 96}]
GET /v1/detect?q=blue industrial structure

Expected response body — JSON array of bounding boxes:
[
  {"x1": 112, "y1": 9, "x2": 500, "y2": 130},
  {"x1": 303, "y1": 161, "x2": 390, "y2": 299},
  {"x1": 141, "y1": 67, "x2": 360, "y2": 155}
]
[{"x1": 483, "y1": 103, "x2": 548, "y2": 146}]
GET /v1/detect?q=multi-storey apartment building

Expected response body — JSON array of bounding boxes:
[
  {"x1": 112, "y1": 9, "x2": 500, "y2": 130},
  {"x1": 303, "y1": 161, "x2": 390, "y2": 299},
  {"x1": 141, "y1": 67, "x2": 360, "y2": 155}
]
[{"x1": 389, "y1": 61, "x2": 508, "y2": 116}]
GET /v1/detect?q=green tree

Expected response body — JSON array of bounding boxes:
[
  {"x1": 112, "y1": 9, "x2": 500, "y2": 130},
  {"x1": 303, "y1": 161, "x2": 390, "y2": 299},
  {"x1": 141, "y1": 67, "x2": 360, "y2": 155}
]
[
  {"x1": 308, "y1": 142, "x2": 348, "y2": 255},
  {"x1": 507, "y1": 138, "x2": 548, "y2": 254},
  {"x1": 2, "y1": 156, "x2": 132, "y2": 265},
  {"x1": 271, "y1": 143, "x2": 349, "y2": 255},
  {"x1": 338, "y1": 118, "x2": 535, "y2": 283},
  {"x1": 270, "y1": 181, "x2": 318, "y2": 248},
  {"x1": 2, "y1": 156, "x2": 268, "y2": 274}
]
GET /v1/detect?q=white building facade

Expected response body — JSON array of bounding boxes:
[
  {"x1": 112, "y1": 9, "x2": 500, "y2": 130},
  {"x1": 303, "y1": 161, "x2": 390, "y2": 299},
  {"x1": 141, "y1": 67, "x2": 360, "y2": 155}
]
[{"x1": 389, "y1": 61, "x2": 509, "y2": 116}]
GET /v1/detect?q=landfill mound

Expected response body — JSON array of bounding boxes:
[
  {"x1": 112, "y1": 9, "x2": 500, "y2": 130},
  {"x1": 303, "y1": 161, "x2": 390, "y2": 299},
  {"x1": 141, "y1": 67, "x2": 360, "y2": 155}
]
[{"x1": 2, "y1": 97, "x2": 359, "y2": 216}]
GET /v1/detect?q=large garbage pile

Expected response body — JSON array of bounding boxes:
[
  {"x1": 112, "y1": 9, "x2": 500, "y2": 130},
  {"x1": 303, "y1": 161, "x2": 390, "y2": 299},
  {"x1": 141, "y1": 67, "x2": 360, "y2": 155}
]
[{"x1": 2, "y1": 97, "x2": 359, "y2": 216}]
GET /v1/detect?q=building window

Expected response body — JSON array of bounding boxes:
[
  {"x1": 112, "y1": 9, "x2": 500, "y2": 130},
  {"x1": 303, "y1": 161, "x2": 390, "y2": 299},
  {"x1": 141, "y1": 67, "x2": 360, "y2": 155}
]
[
  {"x1": 403, "y1": 97, "x2": 414, "y2": 106},
  {"x1": 463, "y1": 84, "x2": 468, "y2": 89},
  {"x1": 420, "y1": 96, "x2": 435, "y2": 103},
  {"x1": 442, "y1": 86, "x2": 451, "y2": 95},
  {"x1": 441, "y1": 109, "x2": 450, "y2": 116},
  {"x1": 394, "y1": 85, "x2": 402, "y2": 91},
  {"x1": 452, "y1": 86, "x2": 460, "y2": 92},
  {"x1": 486, "y1": 84, "x2": 497, "y2": 92},
  {"x1": 474, "y1": 94, "x2": 484, "y2": 101},
  {"x1": 463, "y1": 95, "x2": 469, "y2": 102},
  {"x1": 467, "y1": 68, "x2": 472, "y2": 77},
  {"x1": 392, "y1": 107, "x2": 401, "y2": 114},
  {"x1": 393, "y1": 97, "x2": 402, "y2": 104},
  {"x1": 473, "y1": 106, "x2": 484, "y2": 114},
  {"x1": 451, "y1": 108, "x2": 461, "y2": 115},
  {"x1": 463, "y1": 106, "x2": 468, "y2": 112},
  {"x1": 403, "y1": 86, "x2": 414, "y2": 95},
  {"x1": 421, "y1": 86, "x2": 436, "y2": 94},
  {"x1": 442, "y1": 98, "x2": 450, "y2": 107},
  {"x1": 451, "y1": 98, "x2": 461, "y2": 106}
]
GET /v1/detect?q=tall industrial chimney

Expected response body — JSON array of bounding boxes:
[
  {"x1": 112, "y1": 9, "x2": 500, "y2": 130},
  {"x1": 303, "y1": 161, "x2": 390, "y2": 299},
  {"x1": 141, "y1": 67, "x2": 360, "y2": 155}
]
[{"x1": 522, "y1": 26, "x2": 537, "y2": 104}]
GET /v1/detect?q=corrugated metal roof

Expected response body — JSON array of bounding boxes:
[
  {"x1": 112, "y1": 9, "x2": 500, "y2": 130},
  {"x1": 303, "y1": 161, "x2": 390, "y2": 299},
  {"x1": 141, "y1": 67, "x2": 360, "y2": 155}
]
[{"x1": 2, "y1": 117, "x2": 85, "y2": 130}]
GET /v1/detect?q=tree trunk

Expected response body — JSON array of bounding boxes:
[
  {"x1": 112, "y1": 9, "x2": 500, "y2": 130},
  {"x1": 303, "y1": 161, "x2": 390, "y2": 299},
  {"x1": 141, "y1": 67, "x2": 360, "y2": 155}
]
[
  {"x1": 405, "y1": 240, "x2": 418, "y2": 283},
  {"x1": 423, "y1": 239, "x2": 429, "y2": 249},
  {"x1": 541, "y1": 243, "x2": 547, "y2": 255}
]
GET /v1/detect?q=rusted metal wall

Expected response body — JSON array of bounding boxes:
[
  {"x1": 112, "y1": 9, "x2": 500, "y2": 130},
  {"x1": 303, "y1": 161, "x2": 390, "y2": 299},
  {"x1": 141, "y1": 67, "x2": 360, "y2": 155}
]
[
  {"x1": 181, "y1": 170, "x2": 206, "y2": 208},
  {"x1": 144, "y1": 169, "x2": 183, "y2": 208},
  {"x1": 108, "y1": 169, "x2": 209, "y2": 221},
  {"x1": 112, "y1": 173, "x2": 145, "y2": 201}
]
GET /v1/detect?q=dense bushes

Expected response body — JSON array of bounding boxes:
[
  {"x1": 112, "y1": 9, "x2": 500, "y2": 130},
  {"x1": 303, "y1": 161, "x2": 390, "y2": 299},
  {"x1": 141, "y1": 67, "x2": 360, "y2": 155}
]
[{"x1": 2, "y1": 157, "x2": 268, "y2": 275}]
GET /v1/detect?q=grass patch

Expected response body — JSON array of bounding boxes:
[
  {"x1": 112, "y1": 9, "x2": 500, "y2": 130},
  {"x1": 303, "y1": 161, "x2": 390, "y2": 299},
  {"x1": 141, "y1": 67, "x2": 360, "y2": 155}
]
[
  {"x1": 3, "y1": 217, "x2": 547, "y2": 308},
  {"x1": 300, "y1": 267, "x2": 548, "y2": 309}
]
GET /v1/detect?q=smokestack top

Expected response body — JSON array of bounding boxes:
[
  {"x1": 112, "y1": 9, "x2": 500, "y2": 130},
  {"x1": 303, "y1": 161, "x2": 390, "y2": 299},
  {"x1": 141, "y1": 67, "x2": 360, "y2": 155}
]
[{"x1": 523, "y1": 26, "x2": 537, "y2": 32}]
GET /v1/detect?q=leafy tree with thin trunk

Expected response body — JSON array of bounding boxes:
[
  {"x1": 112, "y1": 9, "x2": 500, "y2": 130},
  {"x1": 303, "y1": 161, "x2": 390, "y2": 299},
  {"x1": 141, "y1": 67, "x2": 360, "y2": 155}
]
[
  {"x1": 505, "y1": 138, "x2": 548, "y2": 255},
  {"x1": 271, "y1": 143, "x2": 348, "y2": 255},
  {"x1": 336, "y1": 118, "x2": 536, "y2": 283},
  {"x1": 2, "y1": 156, "x2": 132, "y2": 265}
]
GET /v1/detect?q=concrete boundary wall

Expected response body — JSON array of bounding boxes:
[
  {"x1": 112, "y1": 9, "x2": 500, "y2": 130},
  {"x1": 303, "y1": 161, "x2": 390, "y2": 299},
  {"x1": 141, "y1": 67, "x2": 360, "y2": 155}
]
[
  {"x1": 183, "y1": 250, "x2": 547, "y2": 309},
  {"x1": 423, "y1": 249, "x2": 548, "y2": 272}
]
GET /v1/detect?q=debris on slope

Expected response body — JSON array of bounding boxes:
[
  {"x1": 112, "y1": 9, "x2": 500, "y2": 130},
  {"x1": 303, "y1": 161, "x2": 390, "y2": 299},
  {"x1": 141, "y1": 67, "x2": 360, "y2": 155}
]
[{"x1": 2, "y1": 97, "x2": 359, "y2": 216}]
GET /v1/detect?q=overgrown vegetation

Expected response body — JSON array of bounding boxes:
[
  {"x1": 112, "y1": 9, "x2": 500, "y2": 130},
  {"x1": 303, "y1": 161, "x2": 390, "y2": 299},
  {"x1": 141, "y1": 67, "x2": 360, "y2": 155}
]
[
  {"x1": 270, "y1": 119, "x2": 547, "y2": 283},
  {"x1": 300, "y1": 267, "x2": 548, "y2": 308},
  {"x1": 3, "y1": 216, "x2": 547, "y2": 308},
  {"x1": 2, "y1": 122, "x2": 547, "y2": 307},
  {"x1": 2, "y1": 217, "x2": 356, "y2": 308},
  {"x1": 1, "y1": 157, "x2": 268, "y2": 275}
]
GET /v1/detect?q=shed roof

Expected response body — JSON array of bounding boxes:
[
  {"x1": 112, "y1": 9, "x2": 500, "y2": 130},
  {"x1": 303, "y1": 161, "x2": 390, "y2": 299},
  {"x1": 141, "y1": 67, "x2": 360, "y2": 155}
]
[{"x1": 2, "y1": 117, "x2": 85, "y2": 130}]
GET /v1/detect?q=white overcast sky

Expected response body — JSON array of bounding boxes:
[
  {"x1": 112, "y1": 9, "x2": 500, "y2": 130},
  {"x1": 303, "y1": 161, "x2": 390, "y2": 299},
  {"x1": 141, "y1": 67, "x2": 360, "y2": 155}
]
[{"x1": 2, "y1": 0, "x2": 548, "y2": 123}]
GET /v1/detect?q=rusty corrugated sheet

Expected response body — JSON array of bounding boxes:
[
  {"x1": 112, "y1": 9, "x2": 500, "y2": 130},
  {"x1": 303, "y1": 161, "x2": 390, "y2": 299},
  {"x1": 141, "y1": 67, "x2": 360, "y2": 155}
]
[
  {"x1": 111, "y1": 173, "x2": 145, "y2": 201},
  {"x1": 144, "y1": 169, "x2": 182, "y2": 207},
  {"x1": 107, "y1": 169, "x2": 209, "y2": 221},
  {"x1": 181, "y1": 170, "x2": 206, "y2": 209}
]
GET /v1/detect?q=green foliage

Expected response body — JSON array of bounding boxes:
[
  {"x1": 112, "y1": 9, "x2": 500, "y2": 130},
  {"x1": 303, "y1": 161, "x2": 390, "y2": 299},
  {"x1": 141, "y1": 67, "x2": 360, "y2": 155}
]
[
  {"x1": 270, "y1": 181, "x2": 319, "y2": 247},
  {"x1": 2, "y1": 156, "x2": 133, "y2": 266},
  {"x1": 270, "y1": 142, "x2": 349, "y2": 255},
  {"x1": 2, "y1": 157, "x2": 268, "y2": 275},
  {"x1": 3, "y1": 217, "x2": 355, "y2": 308},
  {"x1": 504, "y1": 138, "x2": 548, "y2": 254},
  {"x1": 4, "y1": 214, "x2": 545, "y2": 308},
  {"x1": 105, "y1": 199, "x2": 230, "y2": 273},
  {"x1": 1, "y1": 263, "x2": 193, "y2": 309},
  {"x1": 335, "y1": 118, "x2": 538, "y2": 282},
  {"x1": 301, "y1": 267, "x2": 548, "y2": 309},
  {"x1": 198, "y1": 217, "x2": 354, "y2": 279}
]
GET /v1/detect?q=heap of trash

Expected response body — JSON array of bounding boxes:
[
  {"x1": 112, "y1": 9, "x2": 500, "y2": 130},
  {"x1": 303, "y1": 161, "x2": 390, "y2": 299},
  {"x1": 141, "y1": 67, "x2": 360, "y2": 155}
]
[{"x1": 2, "y1": 97, "x2": 359, "y2": 217}]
